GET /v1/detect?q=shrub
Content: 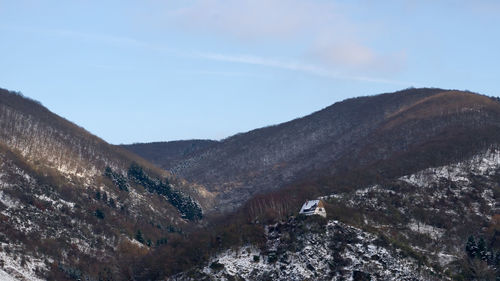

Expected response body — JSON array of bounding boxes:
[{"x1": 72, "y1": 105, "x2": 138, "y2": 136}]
[{"x1": 209, "y1": 261, "x2": 224, "y2": 271}]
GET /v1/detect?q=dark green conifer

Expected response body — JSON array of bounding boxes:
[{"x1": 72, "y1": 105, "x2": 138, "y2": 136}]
[
  {"x1": 135, "y1": 230, "x2": 145, "y2": 244},
  {"x1": 465, "y1": 235, "x2": 477, "y2": 258}
]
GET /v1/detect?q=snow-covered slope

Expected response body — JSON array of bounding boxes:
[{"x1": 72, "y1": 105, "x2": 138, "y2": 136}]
[
  {"x1": 324, "y1": 147, "x2": 500, "y2": 274},
  {"x1": 171, "y1": 147, "x2": 500, "y2": 281},
  {"x1": 172, "y1": 218, "x2": 441, "y2": 281},
  {"x1": 0, "y1": 89, "x2": 209, "y2": 279},
  {"x1": 400, "y1": 148, "x2": 500, "y2": 190}
]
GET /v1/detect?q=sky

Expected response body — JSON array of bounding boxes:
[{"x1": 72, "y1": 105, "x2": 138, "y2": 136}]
[{"x1": 1, "y1": 0, "x2": 499, "y2": 144}]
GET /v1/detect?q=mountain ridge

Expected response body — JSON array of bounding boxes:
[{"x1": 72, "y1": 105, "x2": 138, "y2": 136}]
[
  {"x1": 124, "y1": 88, "x2": 500, "y2": 213},
  {"x1": 0, "y1": 88, "x2": 206, "y2": 280},
  {"x1": 2, "y1": 86, "x2": 500, "y2": 280}
]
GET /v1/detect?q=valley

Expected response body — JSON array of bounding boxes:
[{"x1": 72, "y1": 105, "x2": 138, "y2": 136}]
[{"x1": 0, "y1": 87, "x2": 499, "y2": 280}]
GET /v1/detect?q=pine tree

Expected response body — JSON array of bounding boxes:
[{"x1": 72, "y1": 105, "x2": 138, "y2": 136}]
[
  {"x1": 486, "y1": 245, "x2": 495, "y2": 265},
  {"x1": 466, "y1": 235, "x2": 477, "y2": 259},
  {"x1": 94, "y1": 209, "x2": 105, "y2": 219},
  {"x1": 104, "y1": 166, "x2": 112, "y2": 177},
  {"x1": 135, "y1": 230, "x2": 145, "y2": 244},
  {"x1": 477, "y1": 237, "x2": 487, "y2": 261},
  {"x1": 108, "y1": 197, "x2": 116, "y2": 208}
]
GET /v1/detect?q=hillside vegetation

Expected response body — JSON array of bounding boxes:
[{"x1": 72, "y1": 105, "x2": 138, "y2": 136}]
[
  {"x1": 128, "y1": 88, "x2": 500, "y2": 213},
  {"x1": 0, "y1": 88, "x2": 203, "y2": 280},
  {"x1": 121, "y1": 140, "x2": 218, "y2": 170},
  {"x1": 125, "y1": 88, "x2": 500, "y2": 280},
  {"x1": 2, "y1": 87, "x2": 500, "y2": 280}
]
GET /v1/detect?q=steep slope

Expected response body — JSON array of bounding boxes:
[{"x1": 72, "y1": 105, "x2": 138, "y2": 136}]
[
  {"x1": 132, "y1": 88, "x2": 500, "y2": 212},
  {"x1": 316, "y1": 147, "x2": 500, "y2": 279},
  {"x1": 165, "y1": 146, "x2": 500, "y2": 280},
  {"x1": 120, "y1": 140, "x2": 218, "y2": 170},
  {"x1": 0, "y1": 89, "x2": 158, "y2": 179},
  {"x1": 173, "y1": 218, "x2": 441, "y2": 281},
  {"x1": 120, "y1": 88, "x2": 500, "y2": 280},
  {"x1": 0, "y1": 88, "x2": 203, "y2": 280}
]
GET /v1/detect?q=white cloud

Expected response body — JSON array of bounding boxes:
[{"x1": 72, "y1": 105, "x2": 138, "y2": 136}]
[
  {"x1": 164, "y1": 0, "x2": 406, "y2": 73},
  {"x1": 5, "y1": 23, "x2": 410, "y2": 84},
  {"x1": 309, "y1": 39, "x2": 407, "y2": 73},
  {"x1": 195, "y1": 52, "x2": 414, "y2": 86},
  {"x1": 168, "y1": 0, "x2": 344, "y2": 40}
]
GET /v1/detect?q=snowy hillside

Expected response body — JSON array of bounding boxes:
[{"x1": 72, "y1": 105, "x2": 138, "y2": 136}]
[
  {"x1": 323, "y1": 147, "x2": 500, "y2": 275},
  {"x1": 172, "y1": 218, "x2": 441, "y2": 281}
]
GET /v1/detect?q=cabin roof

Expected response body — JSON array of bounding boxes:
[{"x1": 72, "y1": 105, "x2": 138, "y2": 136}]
[{"x1": 300, "y1": 200, "x2": 320, "y2": 213}]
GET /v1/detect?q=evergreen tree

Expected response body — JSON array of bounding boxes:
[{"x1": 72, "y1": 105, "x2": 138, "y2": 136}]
[
  {"x1": 127, "y1": 163, "x2": 202, "y2": 221},
  {"x1": 486, "y1": 245, "x2": 495, "y2": 265},
  {"x1": 95, "y1": 191, "x2": 101, "y2": 200},
  {"x1": 135, "y1": 230, "x2": 145, "y2": 244},
  {"x1": 104, "y1": 166, "x2": 113, "y2": 177},
  {"x1": 102, "y1": 192, "x2": 108, "y2": 202},
  {"x1": 466, "y1": 235, "x2": 477, "y2": 258},
  {"x1": 94, "y1": 209, "x2": 105, "y2": 219},
  {"x1": 108, "y1": 197, "x2": 116, "y2": 208},
  {"x1": 477, "y1": 237, "x2": 487, "y2": 260},
  {"x1": 104, "y1": 166, "x2": 130, "y2": 192}
]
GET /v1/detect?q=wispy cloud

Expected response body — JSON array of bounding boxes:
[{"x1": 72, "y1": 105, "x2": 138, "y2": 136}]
[
  {"x1": 2, "y1": 24, "x2": 412, "y2": 85},
  {"x1": 168, "y1": 0, "x2": 344, "y2": 40},
  {"x1": 0, "y1": 25, "x2": 177, "y2": 54},
  {"x1": 195, "y1": 52, "x2": 415, "y2": 86},
  {"x1": 165, "y1": 0, "x2": 406, "y2": 73},
  {"x1": 175, "y1": 70, "x2": 260, "y2": 78}
]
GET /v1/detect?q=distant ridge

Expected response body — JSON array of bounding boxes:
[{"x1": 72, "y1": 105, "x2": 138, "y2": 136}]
[
  {"x1": 120, "y1": 139, "x2": 218, "y2": 170},
  {"x1": 123, "y1": 88, "x2": 500, "y2": 212}
]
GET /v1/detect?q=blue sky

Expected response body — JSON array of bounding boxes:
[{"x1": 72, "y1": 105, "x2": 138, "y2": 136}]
[{"x1": 1, "y1": 0, "x2": 499, "y2": 144}]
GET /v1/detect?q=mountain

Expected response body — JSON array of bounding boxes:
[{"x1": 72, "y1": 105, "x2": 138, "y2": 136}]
[
  {"x1": 2, "y1": 86, "x2": 500, "y2": 280},
  {"x1": 126, "y1": 88, "x2": 500, "y2": 279},
  {"x1": 0, "y1": 88, "x2": 204, "y2": 280},
  {"x1": 172, "y1": 145, "x2": 500, "y2": 279},
  {"x1": 120, "y1": 140, "x2": 218, "y2": 170},
  {"x1": 126, "y1": 88, "x2": 500, "y2": 213},
  {"x1": 155, "y1": 128, "x2": 500, "y2": 280}
]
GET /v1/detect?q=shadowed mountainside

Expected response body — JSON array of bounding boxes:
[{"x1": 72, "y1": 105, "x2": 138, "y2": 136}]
[
  {"x1": 0, "y1": 88, "x2": 204, "y2": 280},
  {"x1": 127, "y1": 88, "x2": 500, "y2": 213},
  {"x1": 120, "y1": 140, "x2": 218, "y2": 170},
  {"x1": 130, "y1": 88, "x2": 500, "y2": 280},
  {"x1": 2, "y1": 87, "x2": 500, "y2": 280}
]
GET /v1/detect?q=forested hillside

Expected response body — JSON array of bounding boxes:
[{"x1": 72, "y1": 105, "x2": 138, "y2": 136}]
[
  {"x1": 128, "y1": 88, "x2": 500, "y2": 214},
  {"x1": 125, "y1": 88, "x2": 500, "y2": 280},
  {"x1": 0, "y1": 88, "x2": 203, "y2": 280},
  {"x1": 2, "y1": 87, "x2": 500, "y2": 280},
  {"x1": 121, "y1": 140, "x2": 217, "y2": 170}
]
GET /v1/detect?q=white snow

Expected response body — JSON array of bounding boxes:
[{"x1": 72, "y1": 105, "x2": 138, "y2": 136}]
[
  {"x1": 0, "y1": 243, "x2": 47, "y2": 281},
  {"x1": 178, "y1": 220, "x2": 435, "y2": 281},
  {"x1": 407, "y1": 220, "x2": 445, "y2": 240},
  {"x1": 0, "y1": 191, "x2": 17, "y2": 209},
  {"x1": 400, "y1": 148, "x2": 500, "y2": 188},
  {"x1": 0, "y1": 269, "x2": 16, "y2": 281},
  {"x1": 35, "y1": 194, "x2": 75, "y2": 210}
]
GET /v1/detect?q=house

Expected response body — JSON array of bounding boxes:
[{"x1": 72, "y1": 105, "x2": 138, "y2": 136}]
[{"x1": 299, "y1": 199, "x2": 326, "y2": 217}]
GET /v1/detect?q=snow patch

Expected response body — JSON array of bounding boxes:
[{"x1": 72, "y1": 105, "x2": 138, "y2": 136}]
[
  {"x1": 407, "y1": 220, "x2": 445, "y2": 240},
  {"x1": 400, "y1": 148, "x2": 500, "y2": 188},
  {"x1": 0, "y1": 243, "x2": 47, "y2": 281}
]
